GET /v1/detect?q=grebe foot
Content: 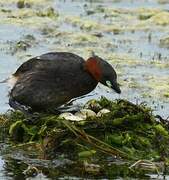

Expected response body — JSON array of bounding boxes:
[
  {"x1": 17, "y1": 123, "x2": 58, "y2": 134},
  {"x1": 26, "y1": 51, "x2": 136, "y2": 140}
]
[
  {"x1": 56, "y1": 104, "x2": 82, "y2": 113},
  {"x1": 66, "y1": 93, "x2": 95, "y2": 106},
  {"x1": 9, "y1": 98, "x2": 32, "y2": 115}
]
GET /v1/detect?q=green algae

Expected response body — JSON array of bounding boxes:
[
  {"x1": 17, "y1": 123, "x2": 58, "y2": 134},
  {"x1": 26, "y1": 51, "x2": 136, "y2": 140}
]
[
  {"x1": 0, "y1": 1, "x2": 59, "y2": 30},
  {"x1": 158, "y1": 0, "x2": 169, "y2": 3},
  {"x1": 143, "y1": 11, "x2": 169, "y2": 26},
  {"x1": 0, "y1": 0, "x2": 168, "y2": 110},
  {"x1": 0, "y1": 98, "x2": 169, "y2": 178},
  {"x1": 10, "y1": 34, "x2": 37, "y2": 54},
  {"x1": 65, "y1": 16, "x2": 102, "y2": 31},
  {"x1": 137, "y1": 8, "x2": 161, "y2": 20},
  {"x1": 164, "y1": 92, "x2": 169, "y2": 98},
  {"x1": 36, "y1": 7, "x2": 59, "y2": 19},
  {"x1": 146, "y1": 77, "x2": 169, "y2": 99},
  {"x1": 0, "y1": 0, "x2": 169, "y2": 178},
  {"x1": 160, "y1": 36, "x2": 169, "y2": 48},
  {"x1": 17, "y1": 0, "x2": 26, "y2": 9},
  {"x1": 1, "y1": 98, "x2": 169, "y2": 163},
  {"x1": 0, "y1": 0, "x2": 168, "y2": 122}
]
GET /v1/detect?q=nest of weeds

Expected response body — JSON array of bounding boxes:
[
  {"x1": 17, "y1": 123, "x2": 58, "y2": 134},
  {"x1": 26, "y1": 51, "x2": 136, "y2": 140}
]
[{"x1": 0, "y1": 97, "x2": 169, "y2": 163}]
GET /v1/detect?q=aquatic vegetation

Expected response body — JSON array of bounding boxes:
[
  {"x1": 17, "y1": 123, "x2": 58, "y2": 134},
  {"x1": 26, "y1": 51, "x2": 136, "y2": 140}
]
[
  {"x1": 0, "y1": 0, "x2": 169, "y2": 177},
  {"x1": 10, "y1": 34, "x2": 37, "y2": 54},
  {"x1": 147, "y1": 11, "x2": 169, "y2": 26},
  {"x1": 164, "y1": 92, "x2": 169, "y2": 98},
  {"x1": 36, "y1": 7, "x2": 59, "y2": 19},
  {"x1": 146, "y1": 76, "x2": 169, "y2": 99},
  {"x1": 64, "y1": 16, "x2": 102, "y2": 31},
  {"x1": 158, "y1": 0, "x2": 169, "y2": 4},
  {"x1": 160, "y1": 36, "x2": 169, "y2": 48},
  {"x1": 0, "y1": 0, "x2": 168, "y2": 114},
  {"x1": 17, "y1": 0, "x2": 31, "y2": 9},
  {"x1": 1, "y1": 98, "x2": 169, "y2": 177}
]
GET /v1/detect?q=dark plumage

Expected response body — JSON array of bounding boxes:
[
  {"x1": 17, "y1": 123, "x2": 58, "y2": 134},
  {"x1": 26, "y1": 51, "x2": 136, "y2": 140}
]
[{"x1": 9, "y1": 52, "x2": 121, "y2": 112}]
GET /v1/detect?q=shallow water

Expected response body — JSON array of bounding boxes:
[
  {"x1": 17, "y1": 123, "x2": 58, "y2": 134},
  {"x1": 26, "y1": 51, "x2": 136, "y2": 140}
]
[
  {"x1": 0, "y1": 0, "x2": 169, "y2": 118},
  {"x1": 0, "y1": 0, "x2": 169, "y2": 178}
]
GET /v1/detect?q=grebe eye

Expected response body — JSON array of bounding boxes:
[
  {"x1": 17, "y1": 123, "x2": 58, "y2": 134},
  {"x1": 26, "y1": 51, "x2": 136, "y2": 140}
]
[{"x1": 106, "y1": 81, "x2": 112, "y2": 88}]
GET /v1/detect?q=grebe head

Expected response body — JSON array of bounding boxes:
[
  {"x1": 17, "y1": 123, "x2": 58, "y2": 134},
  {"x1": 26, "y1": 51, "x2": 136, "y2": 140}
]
[{"x1": 84, "y1": 56, "x2": 121, "y2": 94}]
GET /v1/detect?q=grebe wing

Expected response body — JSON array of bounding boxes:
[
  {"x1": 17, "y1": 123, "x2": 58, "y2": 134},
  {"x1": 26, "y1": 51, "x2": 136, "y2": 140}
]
[{"x1": 13, "y1": 52, "x2": 84, "y2": 76}]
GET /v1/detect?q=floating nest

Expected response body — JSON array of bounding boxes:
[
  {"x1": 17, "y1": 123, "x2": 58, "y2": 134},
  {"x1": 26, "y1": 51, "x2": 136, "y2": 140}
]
[{"x1": 0, "y1": 97, "x2": 169, "y2": 178}]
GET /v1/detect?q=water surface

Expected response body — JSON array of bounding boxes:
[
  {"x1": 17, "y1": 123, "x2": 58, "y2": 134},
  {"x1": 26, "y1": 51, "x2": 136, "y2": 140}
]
[{"x1": 0, "y1": 0, "x2": 169, "y2": 179}]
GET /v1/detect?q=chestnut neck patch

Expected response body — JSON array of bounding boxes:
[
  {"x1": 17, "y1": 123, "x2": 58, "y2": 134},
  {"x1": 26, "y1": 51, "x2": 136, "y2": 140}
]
[{"x1": 84, "y1": 57, "x2": 102, "y2": 81}]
